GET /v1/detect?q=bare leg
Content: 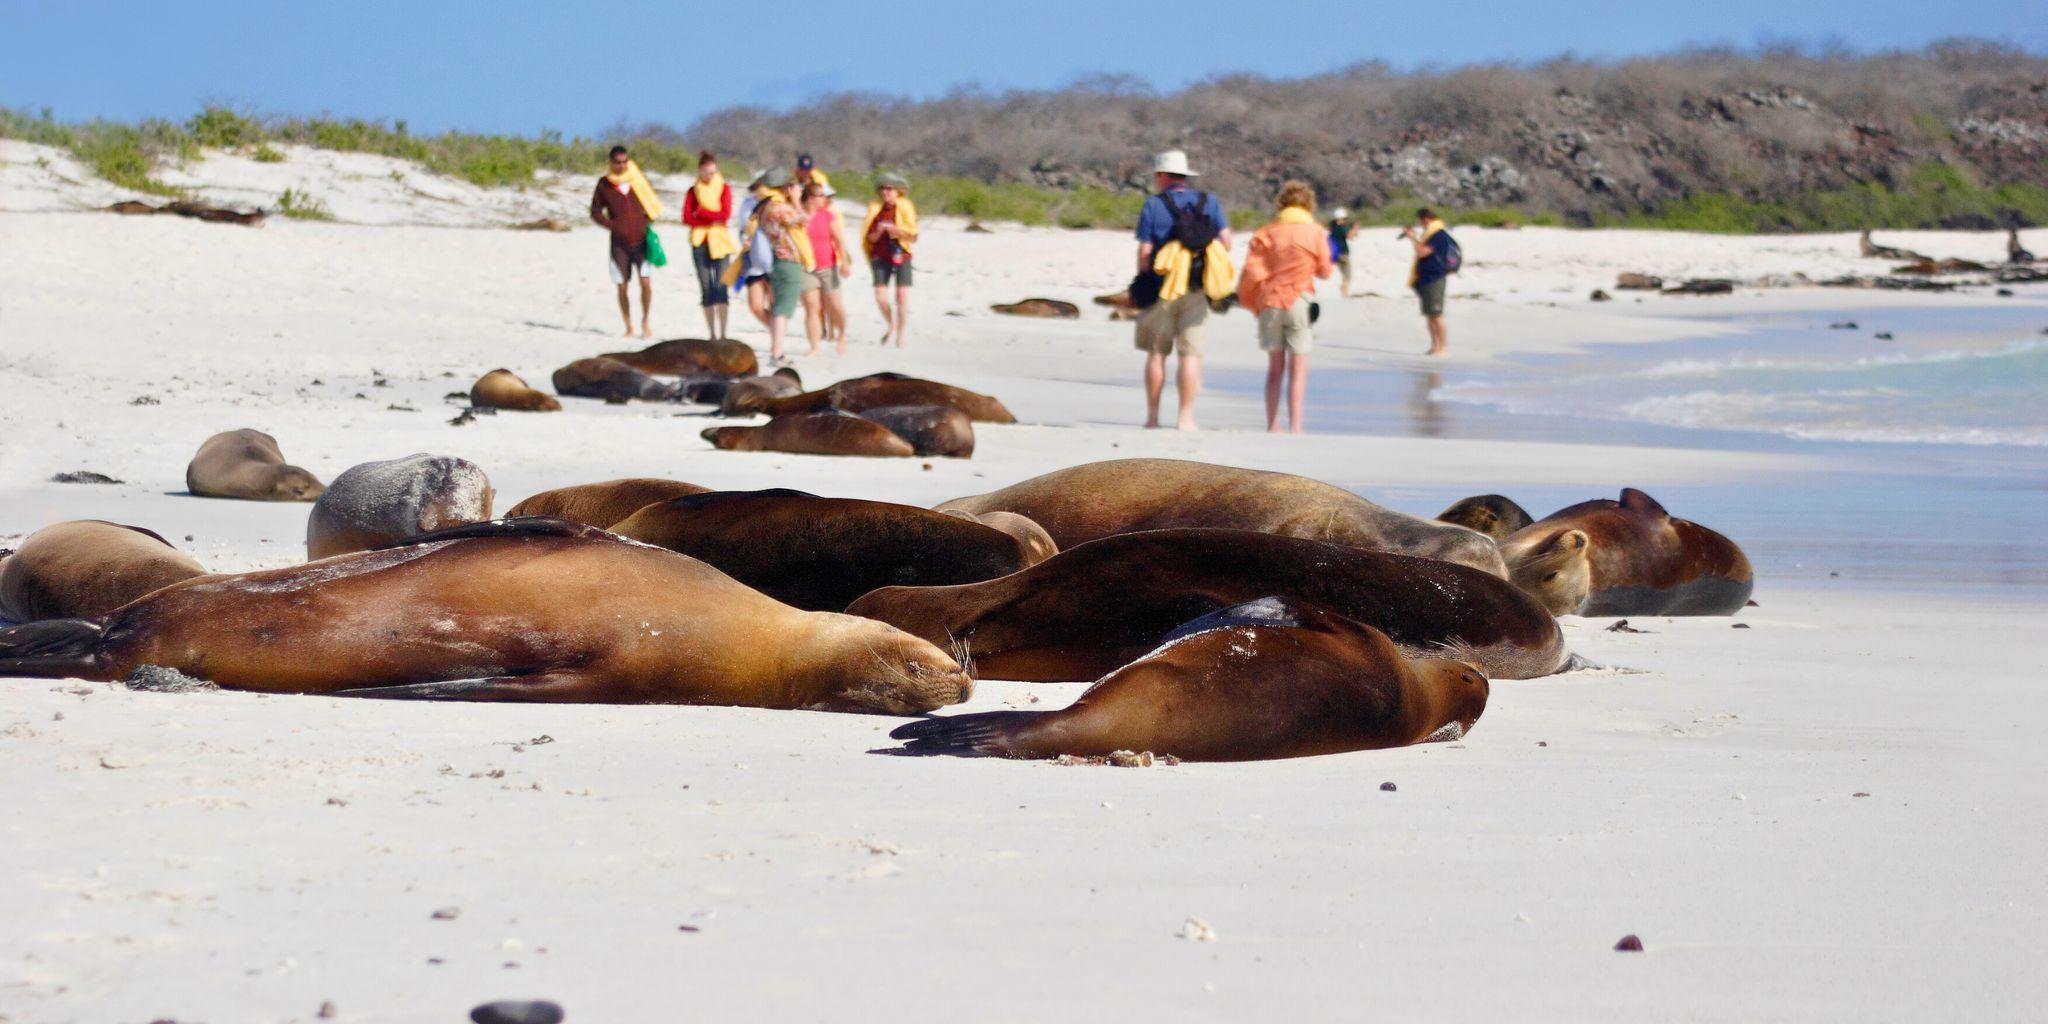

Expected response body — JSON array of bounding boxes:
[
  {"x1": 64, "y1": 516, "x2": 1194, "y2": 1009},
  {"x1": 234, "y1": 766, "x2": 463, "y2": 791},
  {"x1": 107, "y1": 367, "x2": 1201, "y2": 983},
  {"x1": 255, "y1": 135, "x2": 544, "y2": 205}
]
[
  {"x1": 638, "y1": 276, "x2": 653, "y2": 338},
  {"x1": 615, "y1": 282, "x2": 632, "y2": 336},
  {"x1": 873, "y1": 286, "x2": 894, "y2": 344},
  {"x1": 1142, "y1": 352, "x2": 1166, "y2": 428},
  {"x1": 1426, "y1": 315, "x2": 1447, "y2": 356},
  {"x1": 1264, "y1": 350, "x2": 1286, "y2": 432},
  {"x1": 713, "y1": 302, "x2": 728, "y2": 340},
  {"x1": 701, "y1": 302, "x2": 718, "y2": 338},
  {"x1": 892, "y1": 284, "x2": 910, "y2": 348},
  {"x1": 1175, "y1": 354, "x2": 1201, "y2": 431},
  {"x1": 748, "y1": 279, "x2": 771, "y2": 329},
  {"x1": 802, "y1": 288, "x2": 823, "y2": 355},
  {"x1": 826, "y1": 290, "x2": 848, "y2": 353},
  {"x1": 1287, "y1": 352, "x2": 1309, "y2": 433},
  {"x1": 769, "y1": 313, "x2": 789, "y2": 360}
]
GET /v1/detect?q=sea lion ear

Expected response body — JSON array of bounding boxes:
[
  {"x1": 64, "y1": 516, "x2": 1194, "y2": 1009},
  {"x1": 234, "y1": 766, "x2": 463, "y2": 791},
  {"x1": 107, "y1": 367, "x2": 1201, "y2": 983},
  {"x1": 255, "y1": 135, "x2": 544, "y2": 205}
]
[
  {"x1": 1619, "y1": 488, "x2": 1668, "y2": 518},
  {"x1": 1558, "y1": 529, "x2": 1589, "y2": 553}
]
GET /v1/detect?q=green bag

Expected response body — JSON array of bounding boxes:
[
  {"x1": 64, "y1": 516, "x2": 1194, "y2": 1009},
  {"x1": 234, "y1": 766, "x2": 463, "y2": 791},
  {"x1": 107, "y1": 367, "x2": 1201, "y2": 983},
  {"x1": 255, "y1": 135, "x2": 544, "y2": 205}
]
[{"x1": 644, "y1": 227, "x2": 668, "y2": 268}]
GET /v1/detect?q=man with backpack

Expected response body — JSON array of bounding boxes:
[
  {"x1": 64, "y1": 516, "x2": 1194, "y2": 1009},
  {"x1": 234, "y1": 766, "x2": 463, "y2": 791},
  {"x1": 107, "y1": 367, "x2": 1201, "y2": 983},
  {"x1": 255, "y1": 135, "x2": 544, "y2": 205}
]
[
  {"x1": 1404, "y1": 207, "x2": 1458, "y2": 356},
  {"x1": 1132, "y1": 150, "x2": 1231, "y2": 430}
]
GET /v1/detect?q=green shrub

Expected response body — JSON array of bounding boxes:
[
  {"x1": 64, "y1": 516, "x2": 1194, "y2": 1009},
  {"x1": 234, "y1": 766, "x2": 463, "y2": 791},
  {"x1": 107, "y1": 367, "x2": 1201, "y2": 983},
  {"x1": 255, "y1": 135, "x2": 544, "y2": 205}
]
[
  {"x1": 276, "y1": 187, "x2": 333, "y2": 221},
  {"x1": 186, "y1": 106, "x2": 265, "y2": 149},
  {"x1": 252, "y1": 144, "x2": 285, "y2": 163}
]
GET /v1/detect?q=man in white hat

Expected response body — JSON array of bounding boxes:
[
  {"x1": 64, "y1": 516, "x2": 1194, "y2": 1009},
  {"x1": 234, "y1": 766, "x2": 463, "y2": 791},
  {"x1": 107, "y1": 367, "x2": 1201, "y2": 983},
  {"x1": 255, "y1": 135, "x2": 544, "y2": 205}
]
[
  {"x1": 1132, "y1": 149, "x2": 1230, "y2": 430},
  {"x1": 1328, "y1": 207, "x2": 1357, "y2": 297}
]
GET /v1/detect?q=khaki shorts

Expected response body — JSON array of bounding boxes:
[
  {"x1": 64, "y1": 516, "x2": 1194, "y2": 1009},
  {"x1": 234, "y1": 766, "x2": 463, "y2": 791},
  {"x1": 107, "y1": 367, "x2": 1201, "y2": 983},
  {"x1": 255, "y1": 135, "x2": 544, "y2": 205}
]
[
  {"x1": 801, "y1": 266, "x2": 841, "y2": 294},
  {"x1": 1258, "y1": 296, "x2": 1314, "y2": 354},
  {"x1": 1135, "y1": 290, "x2": 1210, "y2": 356}
]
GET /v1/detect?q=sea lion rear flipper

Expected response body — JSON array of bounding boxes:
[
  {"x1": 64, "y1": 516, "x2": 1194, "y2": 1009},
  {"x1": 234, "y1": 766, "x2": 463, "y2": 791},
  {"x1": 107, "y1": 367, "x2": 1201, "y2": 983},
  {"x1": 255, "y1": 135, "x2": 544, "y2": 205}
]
[
  {"x1": 0, "y1": 618, "x2": 106, "y2": 678},
  {"x1": 1618, "y1": 488, "x2": 1669, "y2": 518},
  {"x1": 332, "y1": 672, "x2": 594, "y2": 703},
  {"x1": 368, "y1": 516, "x2": 610, "y2": 551},
  {"x1": 888, "y1": 711, "x2": 1037, "y2": 756}
]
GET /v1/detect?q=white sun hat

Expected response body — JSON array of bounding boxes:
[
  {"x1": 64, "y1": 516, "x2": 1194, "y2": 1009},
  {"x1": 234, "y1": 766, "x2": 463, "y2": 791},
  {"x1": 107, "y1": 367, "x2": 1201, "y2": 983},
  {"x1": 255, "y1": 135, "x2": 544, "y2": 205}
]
[
  {"x1": 1152, "y1": 150, "x2": 1199, "y2": 176},
  {"x1": 1333, "y1": 207, "x2": 1351, "y2": 218}
]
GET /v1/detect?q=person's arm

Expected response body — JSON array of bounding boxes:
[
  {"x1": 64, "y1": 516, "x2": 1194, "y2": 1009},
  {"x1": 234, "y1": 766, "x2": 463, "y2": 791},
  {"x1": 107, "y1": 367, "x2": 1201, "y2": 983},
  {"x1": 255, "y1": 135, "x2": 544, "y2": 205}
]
[
  {"x1": 1135, "y1": 197, "x2": 1160, "y2": 273},
  {"x1": 1405, "y1": 229, "x2": 1434, "y2": 259},
  {"x1": 590, "y1": 184, "x2": 609, "y2": 229},
  {"x1": 1314, "y1": 236, "x2": 1334, "y2": 278},
  {"x1": 1207, "y1": 194, "x2": 1232, "y2": 250}
]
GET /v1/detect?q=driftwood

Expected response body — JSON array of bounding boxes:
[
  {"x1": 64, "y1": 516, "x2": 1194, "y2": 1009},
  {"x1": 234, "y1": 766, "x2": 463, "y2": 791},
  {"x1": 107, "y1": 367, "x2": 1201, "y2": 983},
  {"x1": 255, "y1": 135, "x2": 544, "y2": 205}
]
[{"x1": 104, "y1": 200, "x2": 266, "y2": 226}]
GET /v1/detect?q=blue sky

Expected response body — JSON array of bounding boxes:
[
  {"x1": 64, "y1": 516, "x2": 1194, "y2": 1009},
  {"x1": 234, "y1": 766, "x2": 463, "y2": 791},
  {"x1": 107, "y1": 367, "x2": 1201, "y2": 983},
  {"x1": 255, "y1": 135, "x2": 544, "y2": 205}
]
[{"x1": 4, "y1": 0, "x2": 2042, "y2": 135}]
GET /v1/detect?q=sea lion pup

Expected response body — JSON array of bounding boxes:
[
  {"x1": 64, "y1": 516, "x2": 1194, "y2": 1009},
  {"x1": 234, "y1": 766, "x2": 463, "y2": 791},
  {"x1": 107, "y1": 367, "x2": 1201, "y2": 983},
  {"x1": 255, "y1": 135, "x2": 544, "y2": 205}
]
[
  {"x1": 550, "y1": 357, "x2": 682, "y2": 402},
  {"x1": 305, "y1": 454, "x2": 495, "y2": 559},
  {"x1": 937, "y1": 509, "x2": 1057, "y2": 564},
  {"x1": 937, "y1": 458, "x2": 1505, "y2": 577},
  {"x1": 714, "y1": 367, "x2": 807, "y2": 416},
  {"x1": 990, "y1": 298, "x2": 1080, "y2": 319},
  {"x1": 1501, "y1": 488, "x2": 1753, "y2": 616},
  {"x1": 599, "y1": 337, "x2": 760, "y2": 377},
  {"x1": 889, "y1": 599, "x2": 1489, "y2": 762},
  {"x1": 469, "y1": 369, "x2": 561, "y2": 411},
  {"x1": 504, "y1": 478, "x2": 712, "y2": 528},
  {"x1": 748, "y1": 372, "x2": 1017, "y2": 423},
  {"x1": 186, "y1": 429, "x2": 325, "y2": 501},
  {"x1": 0, "y1": 521, "x2": 207, "y2": 622},
  {"x1": 846, "y1": 528, "x2": 1569, "y2": 681},
  {"x1": 857, "y1": 405, "x2": 976, "y2": 458},
  {"x1": 1436, "y1": 494, "x2": 1534, "y2": 542},
  {"x1": 0, "y1": 519, "x2": 971, "y2": 714},
  {"x1": 609, "y1": 489, "x2": 1039, "y2": 612},
  {"x1": 701, "y1": 412, "x2": 916, "y2": 458}
]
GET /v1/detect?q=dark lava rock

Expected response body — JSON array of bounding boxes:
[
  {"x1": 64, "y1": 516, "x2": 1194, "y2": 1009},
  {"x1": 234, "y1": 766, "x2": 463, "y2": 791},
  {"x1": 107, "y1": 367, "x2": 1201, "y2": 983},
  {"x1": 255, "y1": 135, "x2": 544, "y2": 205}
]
[
  {"x1": 470, "y1": 1000, "x2": 565, "y2": 1024},
  {"x1": 1614, "y1": 934, "x2": 1644, "y2": 952}
]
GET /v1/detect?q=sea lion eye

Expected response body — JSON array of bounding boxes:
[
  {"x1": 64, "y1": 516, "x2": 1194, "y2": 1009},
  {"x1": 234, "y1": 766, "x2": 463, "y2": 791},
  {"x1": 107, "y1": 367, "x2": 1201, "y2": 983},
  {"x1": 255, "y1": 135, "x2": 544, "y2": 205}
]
[{"x1": 1543, "y1": 571, "x2": 1559, "y2": 582}]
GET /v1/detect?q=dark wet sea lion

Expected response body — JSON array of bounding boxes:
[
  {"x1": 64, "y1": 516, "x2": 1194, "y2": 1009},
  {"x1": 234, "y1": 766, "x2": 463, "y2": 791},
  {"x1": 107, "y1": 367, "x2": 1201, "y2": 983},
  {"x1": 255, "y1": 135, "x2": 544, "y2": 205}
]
[
  {"x1": 469, "y1": 369, "x2": 561, "y2": 411},
  {"x1": 846, "y1": 528, "x2": 1569, "y2": 681},
  {"x1": 551, "y1": 357, "x2": 681, "y2": 402},
  {"x1": 937, "y1": 509, "x2": 1057, "y2": 564},
  {"x1": 1437, "y1": 494, "x2": 1534, "y2": 541},
  {"x1": 702, "y1": 412, "x2": 916, "y2": 458},
  {"x1": 306, "y1": 454, "x2": 495, "y2": 559},
  {"x1": 857, "y1": 405, "x2": 975, "y2": 457},
  {"x1": 600, "y1": 337, "x2": 759, "y2": 377},
  {"x1": 504, "y1": 478, "x2": 713, "y2": 528},
  {"x1": 608, "y1": 489, "x2": 1039, "y2": 612},
  {"x1": 1501, "y1": 488, "x2": 1753, "y2": 616},
  {"x1": 715, "y1": 368, "x2": 807, "y2": 415},
  {"x1": 0, "y1": 521, "x2": 207, "y2": 622},
  {"x1": 890, "y1": 599, "x2": 1489, "y2": 762},
  {"x1": 937, "y1": 458, "x2": 1506, "y2": 578},
  {"x1": 186, "y1": 429, "x2": 325, "y2": 501},
  {"x1": 990, "y1": 299, "x2": 1080, "y2": 319},
  {"x1": 0, "y1": 519, "x2": 970, "y2": 714},
  {"x1": 747, "y1": 372, "x2": 1017, "y2": 423}
]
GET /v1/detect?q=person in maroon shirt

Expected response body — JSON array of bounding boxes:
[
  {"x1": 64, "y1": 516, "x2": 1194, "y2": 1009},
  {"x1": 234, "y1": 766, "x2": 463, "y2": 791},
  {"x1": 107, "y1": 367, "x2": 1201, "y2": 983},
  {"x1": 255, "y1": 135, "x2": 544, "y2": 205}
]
[{"x1": 590, "y1": 145, "x2": 654, "y2": 338}]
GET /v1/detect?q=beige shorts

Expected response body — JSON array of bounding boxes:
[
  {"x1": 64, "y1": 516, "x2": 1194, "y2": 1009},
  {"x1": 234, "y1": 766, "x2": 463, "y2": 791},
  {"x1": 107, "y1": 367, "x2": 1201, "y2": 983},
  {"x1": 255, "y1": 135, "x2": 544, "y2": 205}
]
[
  {"x1": 1134, "y1": 290, "x2": 1210, "y2": 356},
  {"x1": 1258, "y1": 296, "x2": 1314, "y2": 354},
  {"x1": 801, "y1": 266, "x2": 841, "y2": 294}
]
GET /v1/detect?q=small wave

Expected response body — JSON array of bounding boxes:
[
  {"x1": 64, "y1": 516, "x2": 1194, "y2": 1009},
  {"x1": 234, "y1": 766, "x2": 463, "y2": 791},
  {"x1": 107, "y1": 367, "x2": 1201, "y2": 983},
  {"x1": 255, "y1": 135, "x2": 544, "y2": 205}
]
[{"x1": 1637, "y1": 338, "x2": 2048, "y2": 380}]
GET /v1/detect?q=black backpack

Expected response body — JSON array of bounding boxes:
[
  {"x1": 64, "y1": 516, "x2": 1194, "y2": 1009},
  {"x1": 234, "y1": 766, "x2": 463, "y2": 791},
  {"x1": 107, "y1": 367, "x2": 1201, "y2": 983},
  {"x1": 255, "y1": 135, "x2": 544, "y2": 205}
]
[{"x1": 1130, "y1": 190, "x2": 1216, "y2": 309}]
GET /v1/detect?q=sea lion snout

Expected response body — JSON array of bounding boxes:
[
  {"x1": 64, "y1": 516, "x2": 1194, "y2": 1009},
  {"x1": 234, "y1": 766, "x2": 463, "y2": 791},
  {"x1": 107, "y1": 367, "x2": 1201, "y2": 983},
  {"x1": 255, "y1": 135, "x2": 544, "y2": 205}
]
[{"x1": 277, "y1": 469, "x2": 326, "y2": 501}]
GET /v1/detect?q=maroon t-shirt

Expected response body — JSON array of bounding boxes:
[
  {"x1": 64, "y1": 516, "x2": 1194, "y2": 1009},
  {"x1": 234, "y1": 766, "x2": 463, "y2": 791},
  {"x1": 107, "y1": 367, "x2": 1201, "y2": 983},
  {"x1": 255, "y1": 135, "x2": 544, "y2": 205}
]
[{"x1": 591, "y1": 177, "x2": 648, "y2": 243}]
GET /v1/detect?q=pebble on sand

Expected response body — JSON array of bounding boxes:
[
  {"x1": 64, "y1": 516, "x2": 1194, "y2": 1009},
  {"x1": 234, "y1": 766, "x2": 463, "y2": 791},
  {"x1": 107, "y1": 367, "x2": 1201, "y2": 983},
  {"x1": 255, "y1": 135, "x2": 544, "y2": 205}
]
[
  {"x1": 1615, "y1": 934, "x2": 1645, "y2": 952},
  {"x1": 469, "y1": 1000, "x2": 565, "y2": 1024},
  {"x1": 1380, "y1": 781, "x2": 1398, "y2": 792},
  {"x1": 1180, "y1": 917, "x2": 1218, "y2": 942}
]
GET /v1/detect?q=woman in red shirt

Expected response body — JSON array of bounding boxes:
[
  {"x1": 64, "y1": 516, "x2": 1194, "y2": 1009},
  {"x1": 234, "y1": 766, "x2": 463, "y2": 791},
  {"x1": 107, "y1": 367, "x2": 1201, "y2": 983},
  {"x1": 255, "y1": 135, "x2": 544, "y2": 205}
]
[
  {"x1": 800, "y1": 183, "x2": 853, "y2": 355},
  {"x1": 680, "y1": 151, "x2": 738, "y2": 340}
]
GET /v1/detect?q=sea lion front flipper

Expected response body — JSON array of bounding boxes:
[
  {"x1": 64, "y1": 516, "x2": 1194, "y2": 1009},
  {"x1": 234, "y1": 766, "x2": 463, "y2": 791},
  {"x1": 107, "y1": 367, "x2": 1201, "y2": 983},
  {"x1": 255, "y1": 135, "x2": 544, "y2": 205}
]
[{"x1": 332, "y1": 672, "x2": 598, "y2": 703}]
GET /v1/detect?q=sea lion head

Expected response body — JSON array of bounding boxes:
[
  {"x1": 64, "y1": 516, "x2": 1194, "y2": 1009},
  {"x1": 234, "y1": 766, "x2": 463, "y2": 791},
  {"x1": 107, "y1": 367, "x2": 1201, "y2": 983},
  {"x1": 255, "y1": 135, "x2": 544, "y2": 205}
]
[
  {"x1": 1502, "y1": 528, "x2": 1591, "y2": 615},
  {"x1": 1436, "y1": 494, "x2": 1534, "y2": 542},
  {"x1": 701, "y1": 426, "x2": 748, "y2": 450},
  {"x1": 1413, "y1": 658, "x2": 1491, "y2": 742},
  {"x1": 937, "y1": 508, "x2": 1058, "y2": 566},
  {"x1": 272, "y1": 466, "x2": 326, "y2": 502},
  {"x1": 803, "y1": 615, "x2": 974, "y2": 715}
]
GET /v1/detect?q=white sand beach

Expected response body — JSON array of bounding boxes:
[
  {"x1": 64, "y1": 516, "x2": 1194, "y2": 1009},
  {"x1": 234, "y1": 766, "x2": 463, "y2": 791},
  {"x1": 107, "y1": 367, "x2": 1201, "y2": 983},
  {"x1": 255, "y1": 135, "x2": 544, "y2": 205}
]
[{"x1": 2, "y1": 140, "x2": 2044, "y2": 1021}]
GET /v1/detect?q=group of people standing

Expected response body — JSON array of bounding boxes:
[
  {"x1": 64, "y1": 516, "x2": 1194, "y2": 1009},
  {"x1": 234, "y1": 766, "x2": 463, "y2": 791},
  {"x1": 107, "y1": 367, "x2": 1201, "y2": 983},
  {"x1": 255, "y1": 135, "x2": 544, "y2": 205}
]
[{"x1": 591, "y1": 146, "x2": 918, "y2": 364}]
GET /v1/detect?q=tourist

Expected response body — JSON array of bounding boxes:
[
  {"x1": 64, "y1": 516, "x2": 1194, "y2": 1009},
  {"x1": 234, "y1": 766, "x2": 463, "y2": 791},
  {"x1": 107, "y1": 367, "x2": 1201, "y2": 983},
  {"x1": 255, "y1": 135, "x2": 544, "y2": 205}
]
[
  {"x1": 1328, "y1": 207, "x2": 1356, "y2": 297},
  {"x1": 1404, "y1": 207, "x2": 1455, "y2": 356},
  {"x1": 589, "y1": 145, "x2": 661, "y2": 338},
  {"x1": 801, "y1": 183, "x2": 853, "y2": 355},
  {"x1": 1132, "y1": 149, "x2": 1230, "y2": 430},
  {"x1": 754, "y1": 167, "x2": 815, "y2": 364},
  {"x1": 1238, "y1": 180, "x2": 1332, "y2": 434},
  {"x1": 731, "y1": 170, "x2": 777, "y2": 330},
  {"x1": 863, "y1": 172, "x2": 918, "y2": 347},
  {"x1": 796, "y1": 153, "x2": 831, "y2": 192},
  {"x1": 681, "y1": 151, "x2": 736, "y2": 340}
]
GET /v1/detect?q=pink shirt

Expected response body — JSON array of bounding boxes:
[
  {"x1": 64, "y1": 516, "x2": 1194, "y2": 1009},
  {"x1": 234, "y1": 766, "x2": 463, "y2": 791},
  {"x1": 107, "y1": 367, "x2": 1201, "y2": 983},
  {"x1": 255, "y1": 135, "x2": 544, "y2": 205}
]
[{"x1": 806, "y1": 208, "x2": 839, "y2": 267}]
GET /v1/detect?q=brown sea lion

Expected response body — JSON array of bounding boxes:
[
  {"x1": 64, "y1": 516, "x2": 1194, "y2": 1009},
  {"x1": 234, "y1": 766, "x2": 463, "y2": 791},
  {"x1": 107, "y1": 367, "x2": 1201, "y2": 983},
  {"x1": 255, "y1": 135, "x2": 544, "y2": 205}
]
[
  {"x1": 0, "y1": 519, "x2": 970, "y2": 715},
  {"x1": 1437, "y1": 494, "x2": 1534, "y2": 542},
  {"x1": 937, "y1": 509, "x2": 1057, "y2": 565},
  {"x1": 600, "y1": 337, "x2": 759, "y2": 377},
  {"x1": 714, "y1": 368, "x2": 806, "y2": 415},
  {"x1": 186, "y1": 429, "x2": 325, "y2": 501},
  {"x1": 1501, "y1": 488, "x2": 1753, "y2": 616},
  {"x1": 702, "y1": 412, "x2": 916, "y2": 458},
  {"x1": 990, "y1": 298, "x2": 1081, "y2": 319},
  {"x1": 1502, "y1": 528, "x2": 1591, "y2": 617},
  {"x1": 469, "y1": 369, "x2": 561, "y2": 411},
  {"x1": 856, "y1": 405, "x2": 976, "y2": 458},
  {"x1": 0, "y1": 521, "x2": 207, "y2": 623},
  {"x1": 889, "y1": 599, "x2": 1489, "y2": 762},
  {"x1": 846, "y1": 528, "x2": 1570, "y2": 681},
  {"x1": 609, "y1": 489, "x2": 1038, "y2": 611},
  {"x1": 551, "y1": 357, "x2": 681, "y2": 402},
  {"x1": 747, "y1": 372, "x2": 1017, "y2": 423},
  {"x1": 305, "y1": 454, "x2": 495, "y2": 560},
  {"x1": 504, "y1": 478, "x2": 712, "y2": 528},
  {"x1": 937, "y1": 459, "x2": 1506, "y2": 578}
]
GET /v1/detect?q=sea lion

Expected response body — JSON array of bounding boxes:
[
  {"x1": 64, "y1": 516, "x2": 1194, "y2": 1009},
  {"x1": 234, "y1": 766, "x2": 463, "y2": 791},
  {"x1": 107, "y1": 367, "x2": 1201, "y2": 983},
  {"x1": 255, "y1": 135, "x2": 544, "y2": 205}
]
[
  {"x1": 1501, "y1": 488, "x2": 1752, "y2": 616},
  {"x1": 846, "y1": 528, "x2": 1569, "y2": 681},
  {"x1": 305, "y1": 454, "x2": 495, "y2": 560},
  {"x1": 1436, "y1": 494, "x2": 1534, "y2": 542},
  {"x1": 746, "y1": 372, "x2": 1017, "y2": 423},
  {"x1": 551, "y1": 357, "x2": 681, "y2": 402},
  {"x1": 0, "y1": 519, "x2": 970, "y2": 715},
  {"x1": 469, "y1": 369, "x2": 561, "y2": 411},
  {"x1": 856, "y1": 405, "x2": 976, "y2": 458},
  {"x1": 504, "y1": 478, "x2": 713, "y2": 528},
  {"x1": 186, "y1": 429, "x2": 325, "y2": 501},
  {"x1": 609, "y1": 489, "x2": 1038, "y2": 611},
  {"x1": 937, "y1": 509, "x2": 1057, "y2": 564},
  {"x1": 889, "y1": 599, "x2": 1489, "y2": 762},
  {"x1": 600, "y1": 337, "x2": 759, "y2": 377},
  {"x1": 702, "y1": 412, "x2": 916, "y2": 458},
  {"x1": 0, "y1": 521, "x2": 207, "y2": 622},
  {"x1": 715, "y1": 368, "x2": 807, "y2": 416},
  {"x1": 937, "y1": 459, "x2": 1505, "y2": 578},
  {"x1": 990, "y1": 298, "x2": 1080, "y2": 319}
]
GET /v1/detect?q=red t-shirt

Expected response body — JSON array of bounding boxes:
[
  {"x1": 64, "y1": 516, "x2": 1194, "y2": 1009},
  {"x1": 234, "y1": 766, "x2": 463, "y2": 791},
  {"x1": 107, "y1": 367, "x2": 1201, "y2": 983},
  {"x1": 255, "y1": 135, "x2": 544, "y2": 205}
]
[{"x1": 806, "y1": 208, "x2": 838, "y2": 267}]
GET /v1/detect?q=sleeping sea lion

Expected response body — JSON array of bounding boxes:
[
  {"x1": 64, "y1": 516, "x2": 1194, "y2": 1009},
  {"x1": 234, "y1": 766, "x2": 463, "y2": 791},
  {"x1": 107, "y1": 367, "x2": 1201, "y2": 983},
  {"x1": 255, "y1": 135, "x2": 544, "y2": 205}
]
[
  {"x1": 746, "y1": 372, "x2": 1016, "y2": 423},
  {"x1": 186, "y1": 429, "x2": 325, "y2": 501},
  {"x1": 990, "y1": 299, "x2": 1081, "y2": 319},
  {"x1": 715, "y1": 368, "x2": 807, "y2": 416},
  {"x1": 504, "y1": 478, "x2": 713, "y2": 528},
  {"x1": 608, "y1": 489, "x2": 1039, "y2": 611},
  {"x1": 0, "y1": 519, "x2": 970, "y2": 715},
  {"x1": 551, "y1": 357, "x2": 681, "y2": 402},
  {"x1": 702, "y1": 412, "x2": 916, "y2": 458},
  {"x1": 937, "y1": 509, "x2": 1057, "y2": 564},
  {"x1": 936, "y1": 458, "x2": 1506, "y2": 578},
  {"x1": 1501, "y1": 488, "x2": 1753, "y2": 616},
  {"x1": 0, "y1": 521, "x2": 207, "y2": 622},
  {"x1": 305, "y1": 454, "x2": 495, "y2": 559},
  {"x1": 600, "y1": 337, "x2": 759, "y2": 377},
  {"x1": 846, "y1": 528, "x2": 1569, "y2": 681},
  {"x1": 469, "y1": 369, "x2": 561, "y2": 411},
  {"x1": 1437, "y1": 494, "x2": 1534, "y2": 541},
  {"x1": 856, "y1": 405, "x2": 975, "y2": 457},
  {"x1": 889, "y1": 599, "x2": 1489, "y2": 762}
]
